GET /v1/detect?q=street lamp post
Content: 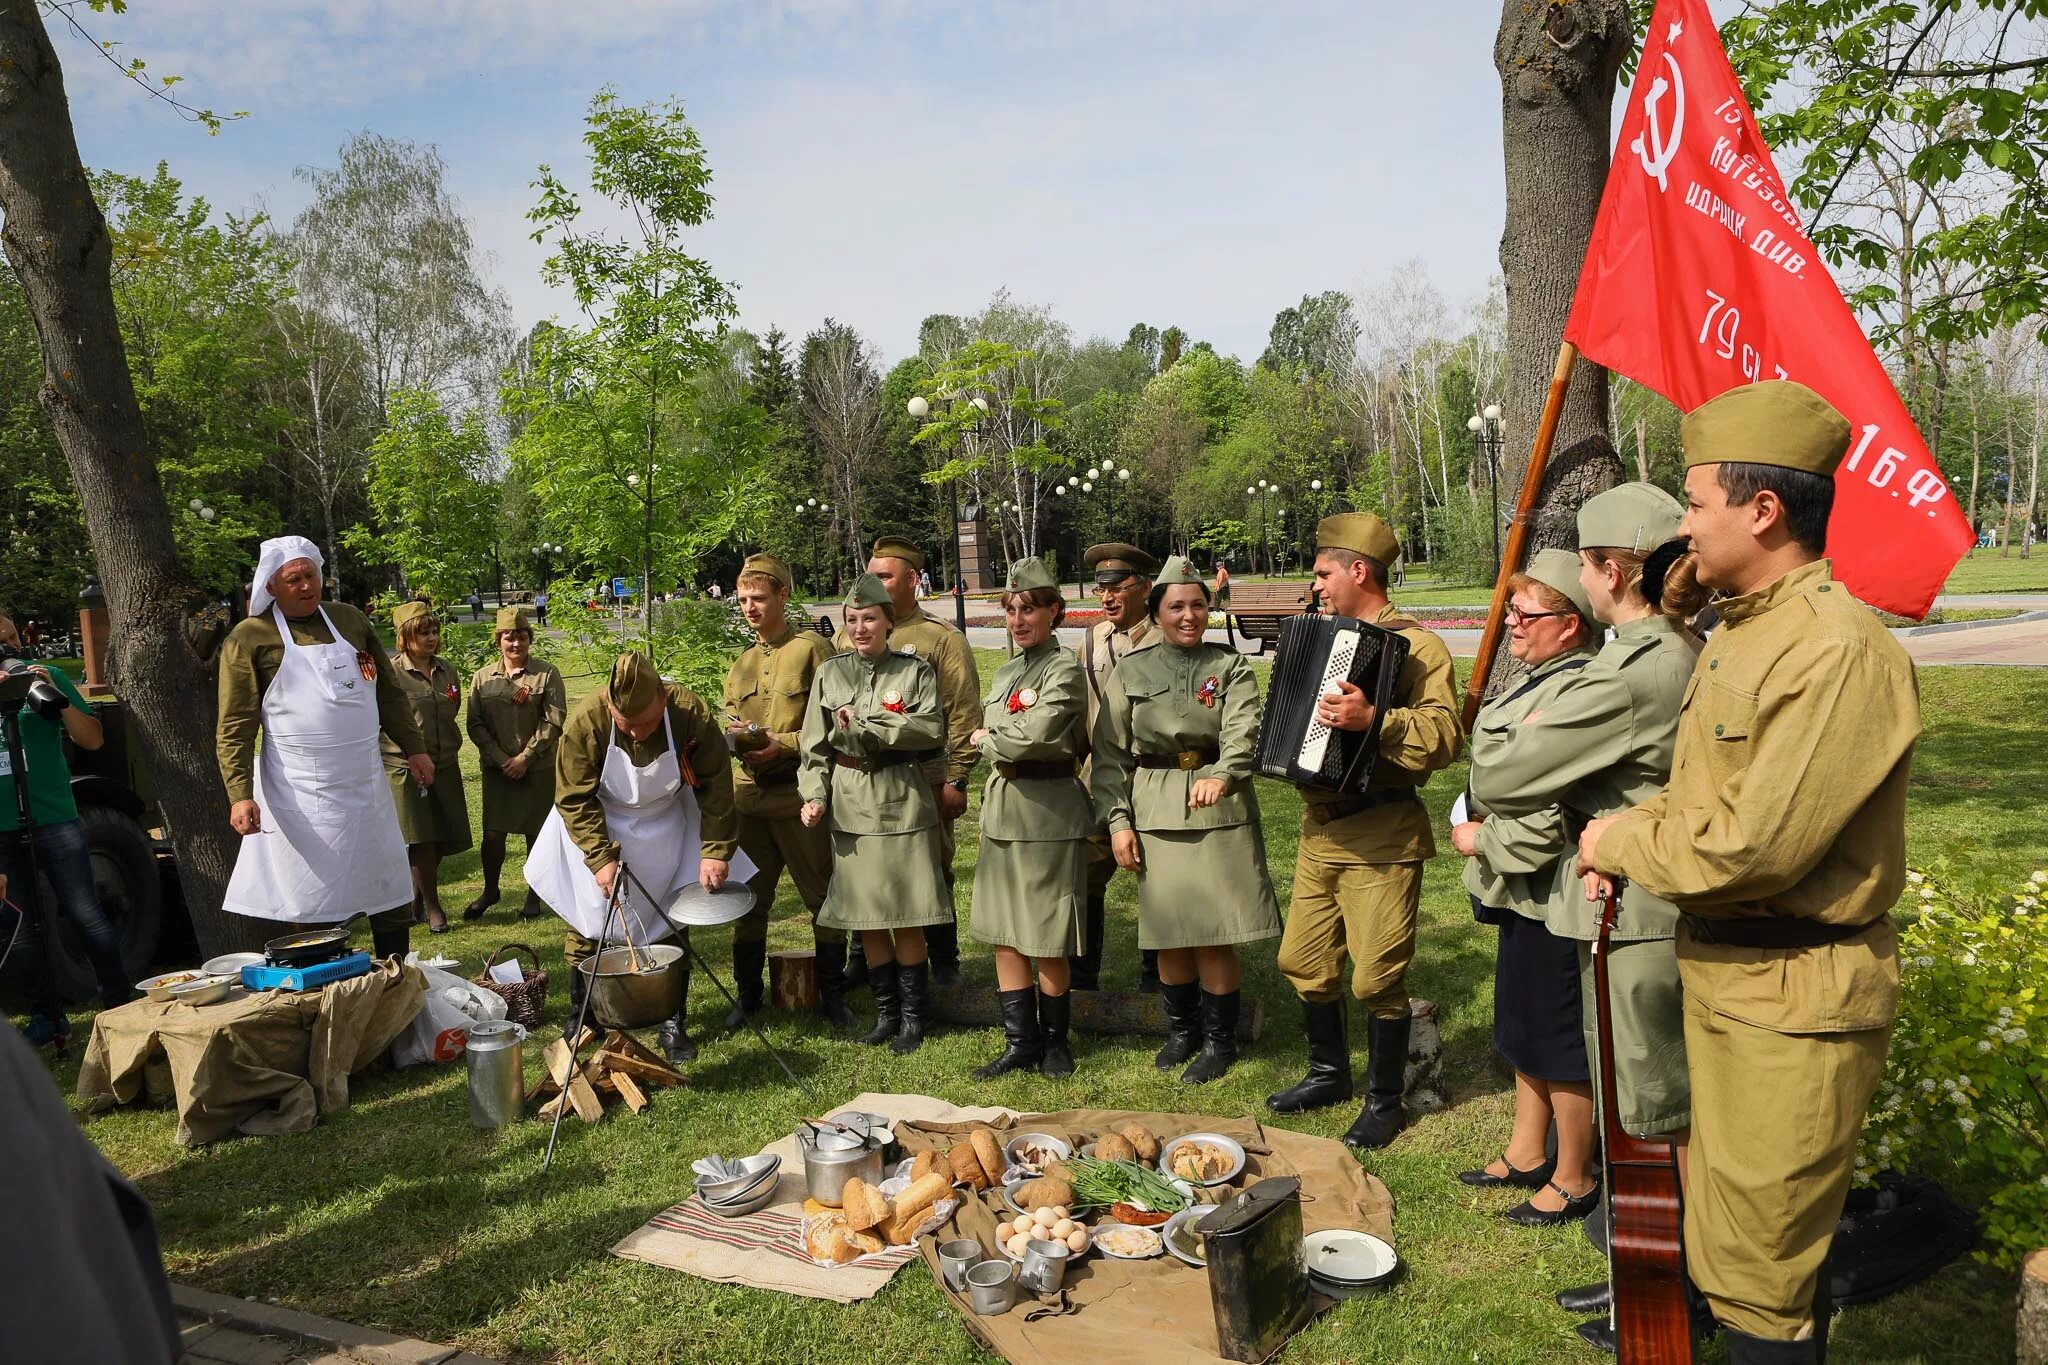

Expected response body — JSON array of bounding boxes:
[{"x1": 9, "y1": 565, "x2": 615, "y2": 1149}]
[
  {"x1": 1467, "y1": 404, "x2": 1505, "y2": 581},
  {"x1": 907, "y1": 393, "x2": 985, "y2": 630}
]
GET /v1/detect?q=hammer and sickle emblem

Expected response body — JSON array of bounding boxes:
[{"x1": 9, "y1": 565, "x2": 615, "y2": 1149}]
[{"x1": 1630, "y1": 52, "x2": 1686, "y2": 192}]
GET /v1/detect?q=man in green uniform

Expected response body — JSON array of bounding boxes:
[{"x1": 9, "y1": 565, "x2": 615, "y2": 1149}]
[
  {"x1": 834, "y1": 535, "x2": 980, "y2": 987},
  {"x1": 1580, "y1": 380, "x2": 1916, "y2": 1362},
  {"x1": 463, "y1": 607, "x2": 566, "y2": 921},
  {"x1": 1072, "y1": 541, "x2": 1160, "y2": 992},
  {"x1": 541, "y1": 653, "x2": 738, "y2": 1063},
  {"x1": 720, "y1": 554, "x2": 848, "y2": 1028},
  {"x1": 1267, "y1": 512, "x2": 1463, "y2": 1150}
]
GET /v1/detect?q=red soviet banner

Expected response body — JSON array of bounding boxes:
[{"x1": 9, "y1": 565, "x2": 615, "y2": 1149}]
[{"x1": 1564, "y1": 0, "x2": 1972, "y2": 618}]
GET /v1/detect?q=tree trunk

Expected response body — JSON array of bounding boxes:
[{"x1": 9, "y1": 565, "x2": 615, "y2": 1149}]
[
  {"x1": 1493, "y1": 0, "x2": 1630, "y2": 507},
  {"x1": 0, "y1": 0, "x2": 265, "y2": 955},
  {"x1": 2024, "y1": 382, "x2": 2042, "y2": 560}
]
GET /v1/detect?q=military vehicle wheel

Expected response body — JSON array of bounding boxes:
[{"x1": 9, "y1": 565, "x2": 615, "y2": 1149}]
[{"x1": 42, "y1": 803, "x2": 164, "y2": 1003}]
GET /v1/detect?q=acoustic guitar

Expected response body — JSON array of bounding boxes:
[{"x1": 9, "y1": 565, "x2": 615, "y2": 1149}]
[{"x1": 1593, "y1": 881, "x2": 1693, "y2": 1361}]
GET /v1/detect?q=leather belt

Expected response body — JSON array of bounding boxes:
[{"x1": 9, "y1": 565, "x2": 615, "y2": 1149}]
[
  {"x1": 1684, "y1": 914, "x2": 1881, "y2": 948},
  {"x1": 996, "y1": 759, "x2": 1078, "y2": 781},
  {"x1": 1305, "y1": 788, "x2": 1422, "y2": 824},
  {"x1": 1135, "y1": 748, "x2": 1220, "y2": 771},
  {"x1": 748, "y1": 768, "x2": 799, "y2": 787},
  {"x1": 831, "y1": 749, "x2": 940, "y2": 773}
]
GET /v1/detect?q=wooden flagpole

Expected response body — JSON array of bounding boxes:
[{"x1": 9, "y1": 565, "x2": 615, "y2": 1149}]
[{"x1": 1459, "y1": 339, "x2": 1580, "y2": 731}]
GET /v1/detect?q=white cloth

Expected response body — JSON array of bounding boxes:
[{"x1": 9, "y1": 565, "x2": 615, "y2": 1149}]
[
  {"x1": 247, "y1": 535, "x2": 325, "y2": 618},
  {"x1": 221, "y1": 606, "x2": 413, "y2": 923},
  {"x1": 524, "y1": 712, "x2": 756, "y2": 945}
]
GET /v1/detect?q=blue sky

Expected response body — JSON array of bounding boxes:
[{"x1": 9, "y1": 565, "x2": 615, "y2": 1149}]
[{"x1": 58, "y1": 2, "x2": 1533, "y2": 365}]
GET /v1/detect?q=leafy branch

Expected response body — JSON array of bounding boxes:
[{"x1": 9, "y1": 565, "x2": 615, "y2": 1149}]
[{"x1": 41, "y1": 0, "x2": 248, "y2": 133}]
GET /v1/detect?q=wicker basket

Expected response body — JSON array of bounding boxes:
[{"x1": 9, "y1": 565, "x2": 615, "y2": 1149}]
[{"x1": 473, "y1": 943, "x2": 548, "y2": 1030}]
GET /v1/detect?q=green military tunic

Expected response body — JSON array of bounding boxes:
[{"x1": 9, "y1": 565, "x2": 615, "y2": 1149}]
[
  {"x1": 1077, "y1": 617, "x2": 1157, "y2": 892},
  {"x1": 1466, "y1": 616, "x2": 1698, "y2": 1135},
  {"x1": 1277, "y1": 604, "x2": 1464, "y2": 1011},
  {"x1": 382, "y1": 651, "x2": 472, "y2": 854},
  {"x1": 1460, "y1": 645, "x2": 1599, "y2": 916},
  {"x1": 970, "y1": 641, "x2": 1092, "y2": 957},
  {"x1": 799, "y1": 649, "x2": 951, "y2": 932},
  {"x1": 216, "y1": 603, "x2": 424, "y2": 804},
  {"x1": 1596, "y1": 559, "x2": 1918, "y2": 1338},
  {"x1": 465, "y1": 656, "x2": 565, "y2": 838},
  {"x1": 1091, "y1": 641, "x2": 1281, "y2": 951},
  {"x1": 722, "y1": 625, "x2": 838, "y2": 936}
]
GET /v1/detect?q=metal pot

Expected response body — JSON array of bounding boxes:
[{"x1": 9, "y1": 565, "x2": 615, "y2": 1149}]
[
  {"x1": 575, "y1": 945, "x2": 684, "y2": 1029},
  {"x1": 797, "y1": 1129, "x2": 884, "y2": 1205}
]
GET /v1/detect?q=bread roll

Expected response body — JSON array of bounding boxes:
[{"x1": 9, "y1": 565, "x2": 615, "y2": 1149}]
[
  {"x1": 806, "y1": 1211, "x2": 886, "y2": 1264},
  {"x1": 1094, "y1": 1132, "x2": 1136, "y2": 1163},
  {"x1": 841, "y1": 1178, "x2": 890, "y2": 1233},
  {"x1": 970, "y1": 1128, "x2": 1005, "y2": 1186},
  {"x1": 890, "y1": 1171, "x2": 954, "y2": 1231},
  {"x1": 948, "y1": 1142, "x2": 989, "y2": 1189},
  {"x1": 1119, "y1": 1123, "x2": 1161, "y2": 1163},
  {"x1": 910, "y1": 1149, "x2": 940, "y2": 1182}
]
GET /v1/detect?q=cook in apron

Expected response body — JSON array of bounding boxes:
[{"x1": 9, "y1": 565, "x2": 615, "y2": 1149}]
[
  {"x1": 524, "y1": 711, "x2": 755, "y2": 946},
  {"x1": 222, "y1": 607, "x2": 414, "y2": 923}
]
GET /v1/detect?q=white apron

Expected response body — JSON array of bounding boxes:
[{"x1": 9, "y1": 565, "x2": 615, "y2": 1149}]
[
  {"x1": 524, "y1": 712, "x2": 755, "y2": 946},
  {"x1": 222, "y1": 607, "x2": 414, "y2": 923}
]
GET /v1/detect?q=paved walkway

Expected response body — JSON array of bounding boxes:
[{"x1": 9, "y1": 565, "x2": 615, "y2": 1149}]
[
  {"x1": 175, "y1": 1285, "x2": 494, "y2": 1365},
  {"x1": 1900, "y1": 614, "x2": 2048, "y2": 666}
]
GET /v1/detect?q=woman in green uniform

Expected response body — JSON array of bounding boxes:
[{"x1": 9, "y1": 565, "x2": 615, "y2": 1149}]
[
  {"x1": 1451, "y1": 551, "x2": 1603, "y2": 1225},
  {"x1": 799, "y1": 575, "x2": 951, "y2": 1055},
  {"x1": 384, "y1": 600, "x2": 471, "y2": 934},
  {"x1": 1091, "y1": 556, "x2": 1281, "y2": 1085},
  {"x1": 968, "y1": 559, "x2": 1092, "y2": 1080},
  {"x1": 462, "y1": 607, "x2": 566, "y2": 922}
]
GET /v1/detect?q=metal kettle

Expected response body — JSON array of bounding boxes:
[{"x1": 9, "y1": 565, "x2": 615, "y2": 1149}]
[{"x1": 1200, "y1": 1175, "x2": 1313, "y2": 1362}]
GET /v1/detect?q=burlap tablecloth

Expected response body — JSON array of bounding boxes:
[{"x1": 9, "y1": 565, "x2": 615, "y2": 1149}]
[
  {"x1": 76, "y1": 960, "x2": 425, "y2": 1146},
  {"x1": 901, "y1": 1107, "x2": 1395, "y2": 1365}
]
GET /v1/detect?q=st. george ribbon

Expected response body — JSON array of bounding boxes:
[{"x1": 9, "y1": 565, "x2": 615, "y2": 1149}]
[{"x1": 1564, "y1": 0, "x2": 1973, "y2": 619}]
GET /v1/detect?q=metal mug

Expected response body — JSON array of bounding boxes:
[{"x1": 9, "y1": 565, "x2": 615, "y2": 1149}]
[
  {"x1": 938, "y1": 1239, "x2": 983, "y2": 1293},
  {"x1": 463, "y1": 1019, "x2": 528, "y2": 1129},
  {"x1": 1018, "y1": 1239, "x2": 1070, "y2": 1294},
  {"x1": 966, "y1": 1259, "x2": 1018, "y2": 1316}
]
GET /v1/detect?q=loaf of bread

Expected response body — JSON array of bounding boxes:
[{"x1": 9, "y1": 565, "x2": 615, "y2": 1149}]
[
  {"x1": 970, "y1": 1128, "x2": 1005, "y2": 1186},
  {"x1": 1119, "y1": 1123, "x2": 1161, "y2": 1163},
  {"x1": 891, "y1": 1171, "x2": 954, "y2": 1229},
  {"x1": 1094, "y1": 1132, "x2": 1137, "y2": 1163},
  {"x1": 841, "y1": 1178, "x2": 890, "y2": 1233},
  {"x1": 805, "y1": 1211, "x2": 885, "y2": 1264},
  {"x1": 910, "y1": 1149, "x2": 940, "y2": 1182},
  {"x1": 948, "y1": 1142, "x2": 990, "y2": 1189}
]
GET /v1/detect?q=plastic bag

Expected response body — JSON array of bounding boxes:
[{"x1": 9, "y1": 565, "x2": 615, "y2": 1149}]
[{"x1": 390, "y1": 957, "x2": 508, "y2": 1067}]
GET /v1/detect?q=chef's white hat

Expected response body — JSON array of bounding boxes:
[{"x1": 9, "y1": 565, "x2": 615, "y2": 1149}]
[{"x1": 248, "y1": 536, "x2": 325, "y2": 617}]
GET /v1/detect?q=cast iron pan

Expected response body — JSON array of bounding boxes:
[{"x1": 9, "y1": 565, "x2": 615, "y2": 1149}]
[{"x1": 263, "y1": 911, "x2": 369, "y2": 968}]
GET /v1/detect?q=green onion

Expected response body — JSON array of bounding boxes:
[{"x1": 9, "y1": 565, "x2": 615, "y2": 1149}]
[{"x1": 1063, "y1": 1156, "x2": 1188, "y2": 1213}]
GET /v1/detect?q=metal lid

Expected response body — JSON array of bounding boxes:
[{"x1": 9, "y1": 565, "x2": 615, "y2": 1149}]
[
  {"x1": 464, "y1": 1020, "x2": 526, "y2": 1051},
  {"x1": 1199, "y1": 1175, "x2": 1301, "y2": 1238}
]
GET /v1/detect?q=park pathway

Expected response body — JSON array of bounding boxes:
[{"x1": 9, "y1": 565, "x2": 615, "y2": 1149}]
[{"x1": 174, "y1": 1284, "x2": 496, "y2": 1365}]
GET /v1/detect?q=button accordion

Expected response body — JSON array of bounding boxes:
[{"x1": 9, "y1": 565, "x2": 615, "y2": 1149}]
[{"x1": 1252, "y1": 613, "x2": 1409, "y2": 793}]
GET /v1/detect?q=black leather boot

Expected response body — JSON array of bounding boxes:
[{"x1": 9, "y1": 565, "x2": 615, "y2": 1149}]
[
  {"x1": 1265, "y1": 999, "x2": 1352, "y2": 1114},
  {"x1": 1037, "y1": 990, "x2": 1073, "y2": 1078},
  {"x1": 814, "y1": 932, "x2": 856, "y2": 1029},
  {"x1": 1068, "y1": 895, "x2": 1106, "y2": 991},
  {"x1": 973, "y1": 987, "x2": 1042, "y2": 1079},
  {"x1": 371, "y1": 919, "x2": 410, "y2": 962},
  {"x1": 925, "y1": 919, "x2": 961, "y2": 988},
  {"x1": 656, "y1": 971, "x2": 696, "y2": 1064},
  {"x1": 1342, "y1": 1012, "x2": 1411, "y2": 1149},
  {"x1": 1139, "y1": 949, "x2": 1160, "y2": 994},
  {"x1": 891, "y1": 961, "x2": 930, "y2": 1054},
  {"x1": 1155, "y1": 980, "x2": 1202, "y2": 1068},
  {"x1": 519, "y1": 887, "x2": 548, "y2": 920},
  {"x1": 842, "y1": 950, "x2": 870, "y2": 995},
  {"x1": 1811, "y1": 1259, "x2": 1834, "y2": 1364},
  {"x1": 1179, "y1": 990, "x2": 1240, "y2": 1084},
  {"x1": 725, "y1": 938, "x2": 766, "y2": 1029},
  {"x1": 1556, "y1": 1282, "x2": 1612, "y2": 1314},
  {"x1": 1722, "y1": 1330, "x2": 1818, "y2": 1363},
  {"x1": 564, "y1": 960, "x2": 590, "y2": 1042},
  {"x1": 858, "y1": 959, "x2": 900, "y2": 1046}
]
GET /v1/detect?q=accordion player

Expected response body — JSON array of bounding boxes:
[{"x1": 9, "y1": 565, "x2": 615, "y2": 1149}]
[{"x1": 1253, "y1": 612, "x2": 1410, "y2": 793}]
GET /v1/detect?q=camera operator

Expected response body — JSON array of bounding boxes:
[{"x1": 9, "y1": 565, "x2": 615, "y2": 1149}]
[{"x1": 0, "y1": 612, "x2": 132, "y2": 1050}]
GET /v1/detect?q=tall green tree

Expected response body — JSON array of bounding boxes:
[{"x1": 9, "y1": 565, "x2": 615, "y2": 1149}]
[{"x1": 347, "y1": 388, "x2": 497, "y2": 603}]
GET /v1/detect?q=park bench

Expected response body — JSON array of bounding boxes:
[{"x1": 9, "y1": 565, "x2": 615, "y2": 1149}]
[{"x1": 1225, "y1": 581, "x2": 1317, "y2": 654}]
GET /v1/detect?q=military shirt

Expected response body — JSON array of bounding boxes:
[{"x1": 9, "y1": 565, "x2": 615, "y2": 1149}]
[
  {"x1": 977, "y1": 641, "x2": 1092, "y2": 841},
  {"x1": 465, "y1": 656, "x2": 566, "y2": 769},
  {"x1": 1469, "y1": 614, "x2": 1699, "y2": 941},
  {"x1": 837, "y1": 606, "x2": 980, "y2": 786},
  {"x1": 721, "y1": 625, "x2": 836, "y2": 819},
  {"x1": 1462, "y1": 645, "x2": 1598, "y2": 917},
  {"x1": 1599, "y1": 560, "x2": 1918, "y2": 1034},
  {"x1": 553, "y1": 682, "x2": 737, "y2": 873},
  {"x1": 216, "y1": 603, "x2": 424, "y2": 804},
  {"x1": 380, "y1": 652, "x2": 464, "y2": 771},
  {"x1": 798, "y1": 649, "x2": 947, "y2": 835},
  {"x1": 1092, "y1": 641, "x2": 1261, "y2": 835},
  {"x1": 1298, "y1": 602, "x2": 1464, "y2": 865},
  {"x1": 1075, "y1": 616, "x2": 1157, "y2": 783}
]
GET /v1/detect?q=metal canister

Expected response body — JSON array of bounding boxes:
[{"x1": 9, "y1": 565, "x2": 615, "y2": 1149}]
[{"x1": 464, "y1": 1019, "x2": 528, "y2": 1128}]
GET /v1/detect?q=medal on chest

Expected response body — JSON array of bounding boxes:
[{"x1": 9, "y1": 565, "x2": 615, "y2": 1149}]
[
  {"x1": 513, "y1": 684, "x2": 532, "y2": 705},
  {"x1": 881, "y1": 689, "x2": 905, "y2": 714},
  {"x1": 356, "y1": 650, "x2": 378, "y2": 683},
  {"x1": 444, "y1": 681, "x2": 459, "y2": 703},
  {"x1": 1007, "y1": 686, "x2": 1037, "y2": 714},
  {"x1": 1197, "y1": 676, "x2": 1220, "y2": 708}
]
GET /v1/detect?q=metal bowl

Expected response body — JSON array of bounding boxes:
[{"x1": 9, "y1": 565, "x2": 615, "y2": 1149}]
[
  {"x1": 1003, "y1": 1132, "x2": 1072, "y2": 1172},
  {"x1": 167, "y1": 975, "x2": 235, "y2": 1006},
  {"x1": 1157, "y1": 1132, "x2": 1247, "y2": 1187},
  {"x1": 1304, "y1": 1229, "x2": 1400, "y2": 1287},
  {"x1": 696, "y1": 1154, "x2": 782, "y2": 1202},
  {"x1": 1089, "y1": 1220, "x2": 1166, "y2": 1260},
  {"x1": 137, "y1": 970, "x2": 208, "y2": 1002},
  {"x1": 699, "y1": 1179, "x2": 779, "y2": 1219},
  {"x1": 201, "y1": 951, "x2": 264, "y2": 978},
  {"x1": 1162, "y1": 1206, "x2": 1213, "y2": 1266}
]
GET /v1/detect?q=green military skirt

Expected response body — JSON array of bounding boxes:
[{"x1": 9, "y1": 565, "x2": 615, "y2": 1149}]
[
  {"x1": 1131, "y1": 822, "x2": 1282, "y2": 951},
  {"x1": 386, "y1": 765, "x2": 472, "y2": 855},
  {"x1": 480, "y1": 766, "x2": 554, "y2": 839},
  {"x1": 817, "y1": 827, "x2": 952, "y2": 933},
  {"x1": 1577, "y1": 937, "x2": 1690, "y2": 1136},
  {"x1": 971, "y1": 836, "x2": 1087, "y2": 958}
]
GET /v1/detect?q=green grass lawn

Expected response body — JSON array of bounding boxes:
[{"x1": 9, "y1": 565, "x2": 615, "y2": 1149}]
[
  {"x1": 1939, "y1": 549, "x2": 2048, "y2": 595},
  {"x1": 51, "y1": 655, "x2": 2036, "y2": 1363}
]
